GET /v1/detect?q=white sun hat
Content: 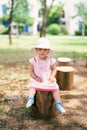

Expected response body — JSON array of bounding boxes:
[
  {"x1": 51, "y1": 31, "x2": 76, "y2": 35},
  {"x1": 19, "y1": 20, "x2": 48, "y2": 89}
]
[{"x1": 34, "y1": 37, "x2": 51, "y2": 50}]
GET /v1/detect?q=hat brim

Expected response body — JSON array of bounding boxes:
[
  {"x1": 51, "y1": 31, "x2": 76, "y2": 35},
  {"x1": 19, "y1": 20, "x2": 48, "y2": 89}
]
[{"x1": 32, "y1": 47, "x2": 53, "y2": 53}]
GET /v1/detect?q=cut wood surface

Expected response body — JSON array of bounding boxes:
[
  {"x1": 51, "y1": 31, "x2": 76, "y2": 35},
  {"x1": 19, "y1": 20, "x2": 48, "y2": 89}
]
[
  {"x1": 57, "y1": 66, "x2": 74, "y2": 72},
  {"x1": 57, "y1": 57, "x2": 72, "y2": 66}
]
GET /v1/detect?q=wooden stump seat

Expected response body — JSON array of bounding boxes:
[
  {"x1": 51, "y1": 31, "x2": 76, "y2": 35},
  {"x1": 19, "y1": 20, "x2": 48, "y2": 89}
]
[
  {"x1": 56, "y1": 66, "x2": 74, "y2": 90},
  {"x1": 31, "y1": 91, "x2": 56, "y2": 119},
  {"x1": 36, "y1": 91, "x2": 55, "y2": 118},
  {"x1": 57, "y1": 57, "x2": 72, "y2": 66}
]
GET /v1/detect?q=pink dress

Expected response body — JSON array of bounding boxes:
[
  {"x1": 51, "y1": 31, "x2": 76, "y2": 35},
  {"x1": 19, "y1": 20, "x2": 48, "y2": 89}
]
[{"x1": 27, "y1": 56, "x2": 59, "y2": 91}]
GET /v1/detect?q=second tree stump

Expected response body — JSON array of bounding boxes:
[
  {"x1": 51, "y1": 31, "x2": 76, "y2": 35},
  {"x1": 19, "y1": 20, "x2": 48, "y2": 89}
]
[{"x1": 56, "y1": 66, "x2": 74, "y2": 90}]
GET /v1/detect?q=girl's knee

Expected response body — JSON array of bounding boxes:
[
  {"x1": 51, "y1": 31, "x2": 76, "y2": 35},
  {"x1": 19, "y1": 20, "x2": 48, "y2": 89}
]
[
  {"x1": 29, "y1": 88, "x2": 36, "y2": 95},
  {"x1": 53, "y1": 89, "x2": 59, "y2": 94}
]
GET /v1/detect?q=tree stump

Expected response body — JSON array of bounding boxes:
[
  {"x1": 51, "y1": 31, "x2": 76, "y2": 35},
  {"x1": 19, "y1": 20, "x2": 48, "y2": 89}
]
[
  {"x1": 56, "y1": 66, "x2": 74, "y2": 90},
  {"x1": 57, "y1": 57, "x2": 72, "y2": 66},
  {"x1": 31, "y1": 91, "x2": 56, "y2": 119}
]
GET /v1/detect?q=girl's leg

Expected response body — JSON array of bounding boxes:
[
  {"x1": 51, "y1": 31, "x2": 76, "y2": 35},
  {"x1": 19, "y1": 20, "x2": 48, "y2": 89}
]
[
  {"x1": 52, "y1": 88, "x2": 66, "y2": 113},
  {"x1": 52, "y1": 89, "x2": 61, "y2": 102},
  {"x1": 28, "y1": 88, "x2": 36, "y2": 97},
  {"x1": 26, "y1": 88, "x2": 36, "y2": 108}
]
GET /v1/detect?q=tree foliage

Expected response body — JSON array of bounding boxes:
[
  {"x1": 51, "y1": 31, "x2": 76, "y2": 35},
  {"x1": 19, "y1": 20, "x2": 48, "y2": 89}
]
[
  {"x1": 75, "y1": 2, "x2": 87, "y2": 21},
  {"x1": 6, "y1": 0, "x2": 33, "y2": 25},
  {"x1": 1, "y1": 0, "x2": 34, "y2": 45},
  {"x1": 47, "y1": 4, "x2": 64, "y2": 25},
  {"x1": 12, "y1": 0, "x2": 29, "y2": 23},
  {"x1": 39, "y1": 0, "x2": 63, "y2": 37}
]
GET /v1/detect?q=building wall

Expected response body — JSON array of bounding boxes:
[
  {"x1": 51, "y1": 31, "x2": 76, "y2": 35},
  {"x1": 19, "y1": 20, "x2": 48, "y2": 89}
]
[
  {"x1": 51, "y1": 0, "x2": 87, "y2": 35},
  {"x1": 29, "y1": 0, "x2": 39, "y2": 34},
  {"x1": 63, "y1": 0, "x2": 87, "y2": 35},
  {"x1": 0, "y1": 0, "x2": 8, "y2": 15}
]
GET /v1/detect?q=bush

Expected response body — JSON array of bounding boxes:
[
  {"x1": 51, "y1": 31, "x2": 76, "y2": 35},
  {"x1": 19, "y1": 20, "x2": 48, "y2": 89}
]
[
  {"x1": 27, "y1": 17, "x2": 34, "y2": 26},
  {"x1": 85, "y1": 24, "x2": 87, "y2": 30},
  {"x1": 60, "y1": 25, "x2": 68, "y2": 35},
  {"x1": 0, "y1": 25, "x2": 8, "y2": 34},
  {"x1": 85, "y1": 30, "x2": 87, "y2": 36},
  {"x1": 75, "y1": 30, "x2": 82, "y2": 36},
  {"x1": 47, "y1": 24, "x2": 60, "y2": 35},
  {"x1": 75, "y1": 30, "x2": 87, "y2": 36},
  {"x1": 2, "y1": 28, "x2": 9, "y2": 34}
]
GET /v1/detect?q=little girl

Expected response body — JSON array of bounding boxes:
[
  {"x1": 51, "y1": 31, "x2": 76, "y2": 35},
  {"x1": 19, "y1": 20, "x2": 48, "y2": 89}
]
[{"x1": 26, "y1": 37, "x2": 66, "y2": 113}]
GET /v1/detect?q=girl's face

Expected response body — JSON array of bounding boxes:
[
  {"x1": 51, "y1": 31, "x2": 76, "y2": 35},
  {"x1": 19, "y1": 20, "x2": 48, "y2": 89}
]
[{"x1": 36, "y1": 48, "x2": 50, "y2": 59}]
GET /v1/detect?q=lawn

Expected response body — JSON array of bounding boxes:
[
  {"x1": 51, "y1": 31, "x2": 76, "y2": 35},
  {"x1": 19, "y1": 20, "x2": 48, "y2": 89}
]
[{"x1": 0, "y1": 35, "x2": 87, "y2": 63}]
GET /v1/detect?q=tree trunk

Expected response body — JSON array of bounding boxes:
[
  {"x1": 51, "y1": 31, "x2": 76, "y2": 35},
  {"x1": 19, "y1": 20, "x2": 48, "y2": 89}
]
[
  {"x1": 82, "y1": 22, "x2": 85, "y2": 38},
  {"x1": 8, "y1": 24, "x2": 12, "y2": 45},
  {"x1": 40, "y1": 0, "x2": 47, "y2": 37},
  {"x1": 8, "y1": 0, "x2": 14, "y2": 45},
  {"x1": 30, "y1": 91, "x2": 56, "y2": 119},
  {"x1": 39, "y1": 0, "x2": 55, "y2": 37},
  {"x1": 40, "y1": 22, "x2": 46, "y2": 37}
]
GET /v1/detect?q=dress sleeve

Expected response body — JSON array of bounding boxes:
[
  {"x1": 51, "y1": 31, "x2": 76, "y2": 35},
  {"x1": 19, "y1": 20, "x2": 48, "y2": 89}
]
[
  {"x1": 29, "y1": 58, "x2": 34, "y2": 64},
  {"x1": 50, "y1": 57, "x2": 56, "y2": 65},
  {"x1": 29, "y1": 56, "x2": 37, "y2": 65}
]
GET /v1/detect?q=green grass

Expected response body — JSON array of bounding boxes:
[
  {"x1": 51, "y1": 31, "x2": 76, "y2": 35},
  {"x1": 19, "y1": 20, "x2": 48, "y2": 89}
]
[{"x1": 0, "y1": 35, "x2": 87, "y2": 63}]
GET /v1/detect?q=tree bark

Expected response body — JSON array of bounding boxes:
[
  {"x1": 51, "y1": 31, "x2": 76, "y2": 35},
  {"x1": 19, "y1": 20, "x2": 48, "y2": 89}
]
[
  {"x1": 39, "y1": 0, "x2": 55, "y2": 37},
  {"x1": 8, "y1": 0, "x2": 14, "y2": 45},
  {"x1": 30, "y1": 91, "x2": 56, "y2": 119},
  {"x1": 40, "y1": 0, "x2": 47, "y2": 37},
  {"x1": 82, "y1": 22, "x2": 85, "y2": 38}
]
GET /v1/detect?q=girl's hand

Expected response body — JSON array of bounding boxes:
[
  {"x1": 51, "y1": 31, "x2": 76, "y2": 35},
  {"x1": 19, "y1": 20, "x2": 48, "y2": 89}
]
[
  {"x1": 49, "y1": 76, "x2": 56, "y2": 83},
  {"x1": 35, "y1": 76, "x2": 43, "y2": 82}
]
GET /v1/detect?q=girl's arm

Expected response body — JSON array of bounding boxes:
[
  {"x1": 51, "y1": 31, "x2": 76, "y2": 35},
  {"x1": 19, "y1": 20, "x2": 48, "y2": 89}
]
[
  {"x1": 49, "y1": 64, "x2": 57, "y2": 82},
  {"x1": 29, "y1": 63, "x2": 42, "y2": 82}
]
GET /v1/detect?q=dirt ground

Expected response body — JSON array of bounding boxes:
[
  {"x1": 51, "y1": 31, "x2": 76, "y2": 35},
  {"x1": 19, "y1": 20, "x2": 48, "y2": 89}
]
[{"x1": 0, "y1": 60, "x2": 87, "y2": 130}]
